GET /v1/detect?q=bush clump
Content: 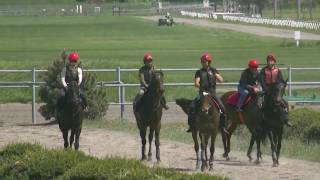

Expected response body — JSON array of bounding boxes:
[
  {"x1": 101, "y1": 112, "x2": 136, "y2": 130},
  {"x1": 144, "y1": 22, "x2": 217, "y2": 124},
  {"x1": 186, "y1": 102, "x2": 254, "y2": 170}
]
[
  {"x1": 285, "y1": 108, "x2": 320, "y2": 143},
  {"x1": 0, "y1": 143, "x2": 225, "y2": 180}
]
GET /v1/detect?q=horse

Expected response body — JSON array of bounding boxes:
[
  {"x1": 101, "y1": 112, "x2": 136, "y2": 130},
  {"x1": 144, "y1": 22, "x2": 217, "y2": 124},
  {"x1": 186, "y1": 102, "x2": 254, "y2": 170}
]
[
  {"x1": 220, "y1": 90, "x2": 266, "y2": 163},
  {"x1": 57, "y1": 80, "x2": 84, "y2": 150},
  {"x1": 133, "y1": 71, "x2": 164, "y2": 163},
  {"x1": 261, "y1": 81, "x2": 289, "y2": 167},
  {"x1": 176, "y1": 92, "x2": 221, "y2": 171}
]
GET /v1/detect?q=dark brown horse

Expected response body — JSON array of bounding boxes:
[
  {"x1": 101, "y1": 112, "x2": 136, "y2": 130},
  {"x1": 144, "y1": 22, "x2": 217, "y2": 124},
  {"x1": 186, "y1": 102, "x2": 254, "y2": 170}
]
[
  {"x1": 221, "y1": 91, "x2": 266, "y2": 163},
  {"x1": 261, "y1": 82, "x2": 289, "y2": 167},
  {"x1": 58, "y1": 80, "x2": 84, "y2": 150},
  {"x1": 176, "y1": 92, "x2": 220, "y2": 171},
  {"x1": 134, "y1": 71, "x2": 164, "y2": 163}
]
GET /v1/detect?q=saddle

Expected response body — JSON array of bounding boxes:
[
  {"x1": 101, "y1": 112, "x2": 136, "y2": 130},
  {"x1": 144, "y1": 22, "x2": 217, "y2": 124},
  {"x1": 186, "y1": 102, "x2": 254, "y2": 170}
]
[{"x1": 226, "y1": 92, "x2": 253, "y2": 108}]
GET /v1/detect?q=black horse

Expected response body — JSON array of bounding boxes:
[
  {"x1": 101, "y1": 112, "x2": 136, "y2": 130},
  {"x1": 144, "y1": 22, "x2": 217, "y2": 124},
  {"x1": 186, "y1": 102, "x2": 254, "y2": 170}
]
[
  {"x1": 221, "y1": 91, "x2": 266, "y2": 163},
  {"x1": 134, "y1": 71, "x2": 165, "y2": 163},
  {"x1": 176, "y1": 92, "x2": 221, "y2": 171},
  {"x1": 262, "y1": 82, "x2": 289, "y2": 167},
  {"x1": 57, "y1": 80, "x2": 84, "y2": 150}
]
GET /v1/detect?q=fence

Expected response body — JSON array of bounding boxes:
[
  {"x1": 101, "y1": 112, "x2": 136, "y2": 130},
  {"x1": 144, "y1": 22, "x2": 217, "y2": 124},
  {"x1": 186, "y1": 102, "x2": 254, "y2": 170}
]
[{"x1": 1, "y1": 66, "x2": 320, "y2": 124}]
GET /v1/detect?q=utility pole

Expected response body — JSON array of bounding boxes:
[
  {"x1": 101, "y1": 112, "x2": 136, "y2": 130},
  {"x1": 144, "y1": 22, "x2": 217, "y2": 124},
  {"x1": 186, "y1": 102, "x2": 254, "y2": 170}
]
[{"x1": 297, "y1": 0, "x2": 301, "y2": 20}]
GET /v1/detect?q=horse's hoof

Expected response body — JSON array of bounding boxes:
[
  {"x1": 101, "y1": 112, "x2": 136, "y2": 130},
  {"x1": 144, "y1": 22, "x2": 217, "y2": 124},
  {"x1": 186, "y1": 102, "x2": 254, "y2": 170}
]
[
  {"x1": 209, "y1": 166, "x2": 213, "y2": 171},
  {"x1": 273, "y1": 162, "x2": 278, "y2": 167},
  {"x1": 254, "y1": 159, "x2": 260, "y2": 164},
  {"x1": 147, "y1": 157, "x2": 152, "y2": 162},
  {"x1": 247, "y1": 155, "x2": 252, "y2": 162}
]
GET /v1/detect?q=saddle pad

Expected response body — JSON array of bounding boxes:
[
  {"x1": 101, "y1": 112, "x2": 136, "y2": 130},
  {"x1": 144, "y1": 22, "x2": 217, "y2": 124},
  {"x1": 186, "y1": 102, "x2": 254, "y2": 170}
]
[{"x1": 227, "y1": 92, "x2": 252, "y2": 107}]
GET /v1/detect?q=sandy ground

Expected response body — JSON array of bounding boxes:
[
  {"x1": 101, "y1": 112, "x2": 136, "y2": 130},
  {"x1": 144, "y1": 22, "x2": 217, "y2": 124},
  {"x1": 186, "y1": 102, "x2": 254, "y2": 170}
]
[
  {"x1": 0, "y1": 124, "x2": 319, "y2": 180},
  {"x1": 141, "y1": 16, "x2": 320, "y2": 41},
  {"x1": 0, "y1": 103, "x2": 320, "y2": 179}
]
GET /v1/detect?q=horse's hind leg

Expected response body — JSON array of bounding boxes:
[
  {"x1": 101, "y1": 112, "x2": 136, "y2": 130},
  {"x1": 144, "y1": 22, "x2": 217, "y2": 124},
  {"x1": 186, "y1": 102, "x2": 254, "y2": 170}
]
[
  {"x1": 155, "y1": 127, "x2": 161, "y2": 163},
  {"x1": 62, "y1": 130, "x2": 69, "y2": 148},
  {"x1": 148, "y1": 127, "x2": 155, "y2": 161},
  {"x1": 255, "y1": 138, "x2": 262, "y2": 164},
  {"x1": 247, "y1": 134, "x2": 255, "y2": 161},
  {"x1": 268, "y1": 131, "x2": 277, "y2": 166},
  {"x1": 139, "y1": 128, "x2": 147, "y2": 161},
  {"x1": 74, "y1": 127, "x2": 82, "y2": 150}
]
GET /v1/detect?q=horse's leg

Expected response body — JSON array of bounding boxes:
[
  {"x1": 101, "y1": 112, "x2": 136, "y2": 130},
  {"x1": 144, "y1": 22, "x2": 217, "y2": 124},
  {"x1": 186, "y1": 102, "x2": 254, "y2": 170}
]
[
  {"x1": 139, "y1": 127, "x2": 147, "y2": 161},
  {"x1": 268, "y1": 131, "x2": 277, "y2": 167},
  {"x1": 276, "y1": 130, "x2": 283, "y2": 165},
  {"x1": 192, "y1": 130, "x2": 200, "y2": 171},
  {"x1": 62, "y1": 130, "x2": 69, "y2": 148},
  {"x1": 247, "y1": 134, "x2": 255, "y2": 162},
  {"x1": 224, "y1": 121, "x2": 237, "y2": 161},
  {"x1": 255, "y1": 137, "x2": 262, "y2": 164},
  {"x1": 209, "y1": 131, "x2": 218, "y2": 171},
  {"x1": 74, "y1": 127, "x2": 82, "y2": 150},
  {"x1": 69, "y1": 128, "x2": 75, "y2": 148},
  {"x1": 148, "y1": 127, "x2": 154, "y2": 161},
  {"x1": 201, "y1": 133, "x2": 209, "y2": 172},
  {"x1": 155, "y1": 127, "x2": 161, "y2": 163}
]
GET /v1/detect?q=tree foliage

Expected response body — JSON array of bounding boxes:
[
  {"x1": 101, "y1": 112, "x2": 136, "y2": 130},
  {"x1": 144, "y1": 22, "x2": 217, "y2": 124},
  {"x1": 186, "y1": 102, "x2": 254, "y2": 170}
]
[{"x1": 38, "y1": 50, "x2": 108, "y2": 121}]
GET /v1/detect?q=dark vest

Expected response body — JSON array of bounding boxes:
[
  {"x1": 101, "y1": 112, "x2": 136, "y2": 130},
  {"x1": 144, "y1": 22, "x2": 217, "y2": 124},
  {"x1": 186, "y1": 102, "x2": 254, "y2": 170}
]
[
  {"x1": 139, "y1": 66, "x2": 153, "y2": 85},
  {"x1": 196, "y1": 67, "x2": 217, "y2": 95}
]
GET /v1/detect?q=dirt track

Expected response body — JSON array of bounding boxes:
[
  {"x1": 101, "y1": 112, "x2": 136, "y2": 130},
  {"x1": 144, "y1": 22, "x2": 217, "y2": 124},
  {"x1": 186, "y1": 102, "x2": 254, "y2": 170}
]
[
  {"x1": 0, "y1": 123, "x2": 320, "y2": 180},
  {"x1": 141, "y1": 16, "x2": 320, "y2": 41},
  {"x1": 1, "y1": 103, "x2": 320, "y2": 179}
]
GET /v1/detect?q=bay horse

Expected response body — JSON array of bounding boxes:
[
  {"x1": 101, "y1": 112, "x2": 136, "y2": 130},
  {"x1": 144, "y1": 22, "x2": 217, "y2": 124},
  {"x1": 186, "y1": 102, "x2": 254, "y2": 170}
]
[
  {"x1": 261, "y1": 81, "x2": 289, "y2": 167},
  {"x1": 134, "y1": 71, "x2": 164, "y2": 163},
  {"x1": 176, "y1": 92, "x2": 221, "y2": 171},
  {"x1": 220, "y1": 90, "x2": 266, "y2": 163},
  {"x1": 57, "y1": 80, "x2": 84, "y2": 150}
]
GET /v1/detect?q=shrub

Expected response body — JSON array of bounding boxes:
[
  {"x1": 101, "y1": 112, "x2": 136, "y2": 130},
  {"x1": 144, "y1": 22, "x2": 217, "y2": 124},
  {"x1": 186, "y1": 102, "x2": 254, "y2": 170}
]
[
  {"x1": 38, "y1": 50, "x2": 108, "y2": 121},
  {"x1": 285, "y1": 108, "x2": 320, "y2": 143}
]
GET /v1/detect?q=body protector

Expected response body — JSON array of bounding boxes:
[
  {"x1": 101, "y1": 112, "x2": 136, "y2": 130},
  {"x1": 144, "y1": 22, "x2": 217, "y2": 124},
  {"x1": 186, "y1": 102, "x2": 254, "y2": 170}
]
[{"x1": 195, "y1": 67, "x2": 218, "y2": 95}]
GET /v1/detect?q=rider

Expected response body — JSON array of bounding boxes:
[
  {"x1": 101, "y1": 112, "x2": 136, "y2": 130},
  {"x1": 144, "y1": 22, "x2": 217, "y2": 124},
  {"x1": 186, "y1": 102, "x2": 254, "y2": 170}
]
[
  {"x1": 59, "y1": 52, "x2": 88, "y2": 110},
  {"x1": 165, "y1": 12, "x2": 172, "y2": 21},
  {"x1": 236, "y1": 59, "x2": 260, "y2": 112},
  {"x1": 186, "y1": 53, "x2": 227, "y2": 132},
  {"x1": 260, "y1": 54, "x2": 291, "y2": 126},
  {"x1": 133, "y1": 53, "x2": 169, "y2": 111}
]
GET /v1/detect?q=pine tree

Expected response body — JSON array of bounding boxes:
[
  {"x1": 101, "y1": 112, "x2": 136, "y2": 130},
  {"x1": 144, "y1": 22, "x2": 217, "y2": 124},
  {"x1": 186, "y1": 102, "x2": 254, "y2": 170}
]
[{"x1": 38, "y1": 50, "x2": 108, "y2": 121}]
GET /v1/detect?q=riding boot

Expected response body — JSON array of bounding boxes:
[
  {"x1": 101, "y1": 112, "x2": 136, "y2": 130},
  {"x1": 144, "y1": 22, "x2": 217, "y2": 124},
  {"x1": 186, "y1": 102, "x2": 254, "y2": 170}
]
[
  {"x1": 161, "y1": 96, "x2": 169, "y2": 110},
  {"x1": 283, "y1": 119, "x2": 292, "y2": 127}
]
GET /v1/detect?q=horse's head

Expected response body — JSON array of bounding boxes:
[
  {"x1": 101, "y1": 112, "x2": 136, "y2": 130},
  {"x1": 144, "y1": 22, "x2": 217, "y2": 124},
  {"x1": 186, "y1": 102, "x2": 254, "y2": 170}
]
[
  {"x1": 269, "y1": 79, "x2": 287, "y2": 105},
  {"x1": 150, "y1": 70, "x2": 165, "y2": 94},
  {"x1": 200, "y1": 92, "x2": 212, "y2": 114},
  {"x1": 66, "y1": 81, "x2": 80, "y2": 105}
]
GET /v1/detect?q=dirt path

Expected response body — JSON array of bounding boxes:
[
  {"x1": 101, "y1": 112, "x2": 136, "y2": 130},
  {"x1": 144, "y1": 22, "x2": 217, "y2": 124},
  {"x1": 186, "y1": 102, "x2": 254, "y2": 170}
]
[
  {"x1": 141, "y1": 16, "x2": 320, "y2": 41},
  {"x1": 0, "y1": 124, "x2": 319, "y2": 180}
]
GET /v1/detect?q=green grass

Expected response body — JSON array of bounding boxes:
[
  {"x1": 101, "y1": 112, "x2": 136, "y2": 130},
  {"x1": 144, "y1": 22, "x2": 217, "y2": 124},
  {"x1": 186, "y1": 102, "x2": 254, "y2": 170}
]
[
  {"x1": 83, "y1": 110, "x2": 320, "y2": 163},
  {"x1": 0, "y1": 15, "x2": 319, "y2": 102},
  {"x1": 0, "y1": 143, "x2": 224, "y2": 179}
]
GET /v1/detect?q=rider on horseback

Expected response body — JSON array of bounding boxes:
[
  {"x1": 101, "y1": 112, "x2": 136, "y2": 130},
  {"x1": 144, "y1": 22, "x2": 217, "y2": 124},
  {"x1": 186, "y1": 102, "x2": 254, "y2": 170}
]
[
  {"x1": 186, "y1": 53, "x2": 227, "y2": 132},
  {"x1": 133, "y1": 53, "x2": 169, "y2": 111},
  {"x1": 58, "y1": 52, "x2": 87, "y2": 110},
  {"x1": 260, "y1": 54, "x2": 291, "y2": 126},
  {"x1": 236, "y1": 59, "x2": 260, "y2": 112}
]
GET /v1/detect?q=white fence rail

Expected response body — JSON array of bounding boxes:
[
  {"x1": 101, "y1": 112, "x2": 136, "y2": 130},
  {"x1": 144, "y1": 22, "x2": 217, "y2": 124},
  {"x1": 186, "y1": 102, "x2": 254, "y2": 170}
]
[{"x1": 1, "y1": 66, "x2": 320, "y2": 123}]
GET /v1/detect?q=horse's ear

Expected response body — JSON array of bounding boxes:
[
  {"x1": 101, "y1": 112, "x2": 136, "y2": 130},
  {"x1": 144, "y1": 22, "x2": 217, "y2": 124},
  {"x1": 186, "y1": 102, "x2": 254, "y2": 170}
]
[{"x1": 159, "y1": 69, "x2": 164, "y2": 77}]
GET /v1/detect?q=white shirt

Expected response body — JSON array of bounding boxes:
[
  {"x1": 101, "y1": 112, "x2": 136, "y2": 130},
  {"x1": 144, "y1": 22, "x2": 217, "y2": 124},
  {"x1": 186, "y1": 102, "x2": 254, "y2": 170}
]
[{"x1": 61, "y1": 66, "x2": 83, "y2": 88}]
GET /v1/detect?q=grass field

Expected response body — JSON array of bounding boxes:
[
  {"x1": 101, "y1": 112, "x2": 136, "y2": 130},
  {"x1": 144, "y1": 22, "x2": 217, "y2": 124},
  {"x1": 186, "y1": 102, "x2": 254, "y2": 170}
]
[{"x1": 0, "y1": 15, "x2": 319, "y2": 102}]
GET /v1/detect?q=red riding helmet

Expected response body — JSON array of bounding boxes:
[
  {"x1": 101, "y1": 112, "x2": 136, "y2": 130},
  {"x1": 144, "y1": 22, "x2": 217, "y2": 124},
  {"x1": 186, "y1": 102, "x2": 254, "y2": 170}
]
[
  {"x1": 68, "y1": 52, "x2": 79, "y2": 62},
  {"x1": 201, "y1": 53, "x2": 213, "y2": 62},
  {"x1": 248, "y1": 59, "x2": 259, "y2": 69},
  {"x1": 266, "y1": 54, "x2": 276, "y2": 62},
  {"x1": 143, "y1": 53, "x2": 153, "y2": 62}
]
